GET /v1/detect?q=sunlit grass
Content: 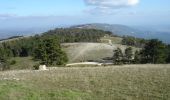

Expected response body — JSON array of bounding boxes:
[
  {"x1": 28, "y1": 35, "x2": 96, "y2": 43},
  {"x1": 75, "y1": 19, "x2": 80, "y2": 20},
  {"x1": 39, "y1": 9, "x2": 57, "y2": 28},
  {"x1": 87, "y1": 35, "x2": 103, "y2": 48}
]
[{"x1": 0, "y1": 64, "x2": 169, "y2": 100}]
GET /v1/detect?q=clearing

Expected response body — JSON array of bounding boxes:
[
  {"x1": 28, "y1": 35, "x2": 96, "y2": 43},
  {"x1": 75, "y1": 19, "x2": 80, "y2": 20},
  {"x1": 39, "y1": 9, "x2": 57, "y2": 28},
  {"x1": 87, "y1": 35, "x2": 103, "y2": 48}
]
[{"x1": 62, "y1": 42, "x2": 139, "y2": 63}]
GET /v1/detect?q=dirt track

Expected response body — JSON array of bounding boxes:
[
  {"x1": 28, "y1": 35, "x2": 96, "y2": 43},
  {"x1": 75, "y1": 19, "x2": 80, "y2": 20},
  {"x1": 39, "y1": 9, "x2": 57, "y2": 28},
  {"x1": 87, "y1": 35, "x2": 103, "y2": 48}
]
[{"x1": 66, "y1": 62, "x2": 103, "y2": 66}]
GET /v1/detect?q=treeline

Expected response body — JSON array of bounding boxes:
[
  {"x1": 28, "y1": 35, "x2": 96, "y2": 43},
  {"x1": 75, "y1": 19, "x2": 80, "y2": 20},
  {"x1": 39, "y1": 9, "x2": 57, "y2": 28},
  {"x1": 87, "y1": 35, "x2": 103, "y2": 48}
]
[
  {"x1": 113, "y1": 39, "x2": 170, "y2": 64},
  {"x1": 0, "y1": 36, "x2": 23, "y2": 42},
  {"x1": 0, "y1": 36, "x2": 67, "y2": 70},
  {"x1": 122, "y1": 36, "x2": 148, "y2": 48},
  {"x1": 43, "y1": 28, "x2": 112, "y2": 43}
]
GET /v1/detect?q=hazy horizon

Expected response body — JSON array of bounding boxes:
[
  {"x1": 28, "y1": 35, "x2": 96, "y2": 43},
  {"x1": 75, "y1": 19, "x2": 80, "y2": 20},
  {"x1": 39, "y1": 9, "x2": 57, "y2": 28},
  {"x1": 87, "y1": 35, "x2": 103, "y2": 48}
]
[
  {"x1": 0, "y1": 0, "x2": 170, "y2": 29},
  {"x1": 0, "y1": 0, "x2": 170, "y2": 43}
]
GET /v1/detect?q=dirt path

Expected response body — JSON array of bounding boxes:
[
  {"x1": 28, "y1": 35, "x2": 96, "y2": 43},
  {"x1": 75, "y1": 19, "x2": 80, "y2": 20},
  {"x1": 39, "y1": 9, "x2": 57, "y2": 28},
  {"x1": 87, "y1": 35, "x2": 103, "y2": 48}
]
[
  {"x1": 66, "y1": 62, "x2": 103, "y2": 66},
  {"x1": 65, "y1": 43, "x2": 115, "y2": 62},
  {"x1": 71, "y1": 39, "x2": 113, "y2": 62},
  {"x1": 71, "y1": 43, "x2": 95, "y2": 62}
]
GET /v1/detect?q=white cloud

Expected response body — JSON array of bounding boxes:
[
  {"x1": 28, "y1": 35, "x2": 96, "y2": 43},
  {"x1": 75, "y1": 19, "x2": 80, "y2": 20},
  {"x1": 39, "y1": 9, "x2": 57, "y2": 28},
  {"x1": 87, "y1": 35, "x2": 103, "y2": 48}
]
[
  {"x1": 128, "y1": 0, "x2": 139, "y2": 6},
  {"x1": 84, "y1": 0, "x2": 139, "y2": 14},
  {"x1": 85, "y1": 0, "x2": 139, "y2": 7}
]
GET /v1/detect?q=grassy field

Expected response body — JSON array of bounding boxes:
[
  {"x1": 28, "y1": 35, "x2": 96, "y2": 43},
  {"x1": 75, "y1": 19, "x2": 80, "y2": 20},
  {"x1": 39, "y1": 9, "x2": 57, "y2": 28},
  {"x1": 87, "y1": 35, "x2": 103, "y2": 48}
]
[
  {"x1": 8, "y1": 57, "x2": 39, "y2": 70},
  {"x1": 62, "y1": 43, "x2": 139, "y2": 63},
  {"x1": 62, "y1": 43, "x2": 115, "y2": 63},
  {"x1": 0, "y1": 64, "x2": 169, "y2": 100},
  {"x1": 100, "y1": 36, "x2": 123, "y2": 44}
]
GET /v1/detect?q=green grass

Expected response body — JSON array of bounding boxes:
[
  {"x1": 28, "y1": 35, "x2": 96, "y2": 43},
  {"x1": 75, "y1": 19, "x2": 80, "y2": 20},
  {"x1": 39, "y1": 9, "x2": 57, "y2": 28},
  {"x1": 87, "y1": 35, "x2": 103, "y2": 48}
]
[
  {"x1": 0, "y1": 81, "x2": 90, "y2": 100},
  {"x1": 8, "y1": 57, "x2": 39, "y2": 70},
  {"x1": 0, "y1": 64, "x2": 170, "y2": 100}
]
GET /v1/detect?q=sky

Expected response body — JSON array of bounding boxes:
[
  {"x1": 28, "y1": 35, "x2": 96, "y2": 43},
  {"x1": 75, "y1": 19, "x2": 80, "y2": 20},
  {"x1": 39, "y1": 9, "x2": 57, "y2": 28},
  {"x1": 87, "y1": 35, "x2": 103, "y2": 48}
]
[{"x1": 0, "y1": 0, "x2": 170, "y2": 29}]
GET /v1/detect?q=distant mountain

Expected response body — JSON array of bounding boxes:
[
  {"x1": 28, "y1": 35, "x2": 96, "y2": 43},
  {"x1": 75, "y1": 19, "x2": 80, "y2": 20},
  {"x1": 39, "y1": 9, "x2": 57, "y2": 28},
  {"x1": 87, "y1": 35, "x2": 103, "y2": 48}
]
[
  {"x1": 0, "y1": 24, "x2": 70, "y2": 40},
  {"x1": 0, "y1": 26, "x2": 61, "y2": 39},
  {"x1": 0, "y1": 28, "x2": 43, "y2": 39},
  {"x1": 71, "y1": 23, "x2": 170, "y2": 44},
  {"x1": 1, "y1": 23, "x2": 170, "y2": 43},
  {"x1": 71, "y1": 23, "x2": 143, "y2": 36}
]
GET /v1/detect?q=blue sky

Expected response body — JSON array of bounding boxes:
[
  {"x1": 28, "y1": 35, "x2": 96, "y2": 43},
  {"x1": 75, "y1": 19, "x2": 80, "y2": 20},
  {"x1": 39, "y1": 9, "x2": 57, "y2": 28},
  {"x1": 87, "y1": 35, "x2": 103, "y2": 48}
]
[{"x1": 0, "y1": 0, "x2": 170, "y2": 29}]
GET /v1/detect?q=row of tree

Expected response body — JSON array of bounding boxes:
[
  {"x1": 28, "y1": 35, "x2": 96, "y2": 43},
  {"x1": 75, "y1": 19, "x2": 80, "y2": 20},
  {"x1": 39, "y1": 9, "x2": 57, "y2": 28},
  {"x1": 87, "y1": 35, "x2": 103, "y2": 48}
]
[
  {"x1": 113, "y1": 39, "x2": 170, "y2": 64},
  {"x1": 43, "y1": 28, "x2": 112, "y2": 43},
  {"x1": 121, "y1": 36, "x2": 148, "y2": 48}
]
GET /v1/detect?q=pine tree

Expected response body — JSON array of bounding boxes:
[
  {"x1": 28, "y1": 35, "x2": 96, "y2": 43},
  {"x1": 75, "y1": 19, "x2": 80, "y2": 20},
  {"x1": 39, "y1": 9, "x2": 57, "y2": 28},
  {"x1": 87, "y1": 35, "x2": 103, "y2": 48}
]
[
  {"x1": 0, "y1": 48, "x2": 10, "y2": 70},
  {"x1": 33, "y1": 37, "x2": 68, "y2": 66},
  {"x1": 113, "y1": 48, "x2": 123, "y2": 65},
  {"x1": 166, "y1": 54, "x2": 170, "y2": 63},
  {"x1": 134, "y1": 50, "x2": 141, "y2": 64},
  {"x1": 124, "y1": 47, "x2": 133, "y2": 64},
  {"x1": 166, "y1": 45, "x2": 170, "y2": 63},
  {"x1": 141, "y1": 39, "x2": 166, "y2": 64}
]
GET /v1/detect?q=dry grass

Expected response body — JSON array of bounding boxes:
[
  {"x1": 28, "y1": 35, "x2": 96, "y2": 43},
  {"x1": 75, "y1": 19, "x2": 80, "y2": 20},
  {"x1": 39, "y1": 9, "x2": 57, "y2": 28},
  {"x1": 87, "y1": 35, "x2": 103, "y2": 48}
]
[
  {"x1": 62, "y1": 43, "x2": 115, "y2": 63},
  {"x1": 100, "y1": 36, "x2": 123, "y2": 44},
  {"x1": 0, "y1": 64, "x2": 170, "y2": 100},
  {"x1": 62, "y1": 43, "x2": 139, "y2": 63}
]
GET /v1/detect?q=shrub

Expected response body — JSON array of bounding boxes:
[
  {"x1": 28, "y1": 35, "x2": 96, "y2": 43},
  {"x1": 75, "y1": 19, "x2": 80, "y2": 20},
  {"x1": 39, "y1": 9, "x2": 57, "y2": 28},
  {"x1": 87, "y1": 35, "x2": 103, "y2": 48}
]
[
  {"x1": 33, "y1": 64, "x2": 39, "y2": 70},
  {"x1": 10, "y1": 60, "x2": 16, "y2": 65}
]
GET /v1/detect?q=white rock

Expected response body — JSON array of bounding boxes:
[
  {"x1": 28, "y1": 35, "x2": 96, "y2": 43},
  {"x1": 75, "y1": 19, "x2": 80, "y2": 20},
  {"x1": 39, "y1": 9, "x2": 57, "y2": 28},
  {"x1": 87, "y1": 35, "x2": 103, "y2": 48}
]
[{"x1": 39, "y1": 65, "x2": 47, "y2": 70}]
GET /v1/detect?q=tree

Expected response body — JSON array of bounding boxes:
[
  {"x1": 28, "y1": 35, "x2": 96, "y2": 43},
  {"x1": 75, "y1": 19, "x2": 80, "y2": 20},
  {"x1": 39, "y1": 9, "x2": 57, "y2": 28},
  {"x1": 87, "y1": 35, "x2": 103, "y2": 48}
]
[
  {"x1": 113, "y1": 48, "x2": 123, "y2": 65},
  {"x1": 124, "y1": 47, "x2": 133, "y2": 64},
  {"x1": 122, "y1": 36, "x2": 147, "y2": 47},
  {"x1": 166, "y1": 54, "x2": 170, "y2": 63},
  {"x1": 0, "y1": 48, "x2": 10, "y2": 70},
  {"x1": 134, "y1": 50, "x2": 141, "y2": 64},
  {"x1": 33, "y1": 37, "x2": 68, "y2": 66},
  {"x1": 166, "y1": 45, "x2": 170, "y2": 63},
  {"x1": 141, "y1": 39, "x2": 166, "y2": 64}
]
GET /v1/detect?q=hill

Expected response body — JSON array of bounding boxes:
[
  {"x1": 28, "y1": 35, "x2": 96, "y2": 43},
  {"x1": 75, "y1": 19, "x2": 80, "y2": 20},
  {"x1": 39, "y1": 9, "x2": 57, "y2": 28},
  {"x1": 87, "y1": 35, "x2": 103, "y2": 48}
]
[
  {"x1": 72, "y1": 23, "x2": 170, "y2": 43},
  {"x1": 72, "y1": 23, "x2": 143, "y2": 36},
  {"x1": 0, "y1": 36, "x2": 24, "y2": 43}
]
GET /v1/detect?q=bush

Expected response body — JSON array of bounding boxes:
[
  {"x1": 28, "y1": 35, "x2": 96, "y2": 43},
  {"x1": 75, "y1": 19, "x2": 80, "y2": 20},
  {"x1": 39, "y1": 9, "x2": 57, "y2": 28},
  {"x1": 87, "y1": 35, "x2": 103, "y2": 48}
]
[
  {"x1": 33, "y1": 64, "x2": 39, "y2": 70},
  {"x1": 10, "y1": 60, "x2": 16, "y2": 65}
]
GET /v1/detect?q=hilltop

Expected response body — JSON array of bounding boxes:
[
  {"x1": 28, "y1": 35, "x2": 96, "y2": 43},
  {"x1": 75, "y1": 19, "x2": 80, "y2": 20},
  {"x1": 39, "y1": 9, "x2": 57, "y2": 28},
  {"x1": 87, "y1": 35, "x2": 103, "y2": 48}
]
[
  {"x1": 1, "y1": 23, "x2": 170, "y2": 43},
  {"x1": 72, "y1": 23, "x2": 170, "y2": 43}
]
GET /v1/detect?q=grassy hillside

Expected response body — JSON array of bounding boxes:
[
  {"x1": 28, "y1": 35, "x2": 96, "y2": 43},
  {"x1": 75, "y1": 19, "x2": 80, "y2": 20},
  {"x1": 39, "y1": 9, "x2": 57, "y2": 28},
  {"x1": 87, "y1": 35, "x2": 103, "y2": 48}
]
[
  {"x1": 7, "y1": 40, "x2": 139, "y2": 69},
  {"x1": 8, "y1": 57, "x2": 39, "y2": 70},
  {"x1": 100, "y1": 36, "x2": 123, "y2": 44},
  {"x1": 4, "y1": 35, "x2": 139, "y2": 69},
  {"x1": 0, "y1": 64, "x2": 169, "y2": 100},
  {"x1": 62, "y1": 42, "x2": 139, "y2": 63}
]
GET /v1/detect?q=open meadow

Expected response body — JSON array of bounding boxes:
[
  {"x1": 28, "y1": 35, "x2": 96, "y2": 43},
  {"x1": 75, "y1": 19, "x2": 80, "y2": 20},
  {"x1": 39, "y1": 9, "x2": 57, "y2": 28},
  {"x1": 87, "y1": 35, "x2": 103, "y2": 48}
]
[
  {"x1": 0, "y1": 64, "x2": 169, "y2": 100},
  {"x1": 62, "y1": 42, "x2": 139, "y2": 63}
]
